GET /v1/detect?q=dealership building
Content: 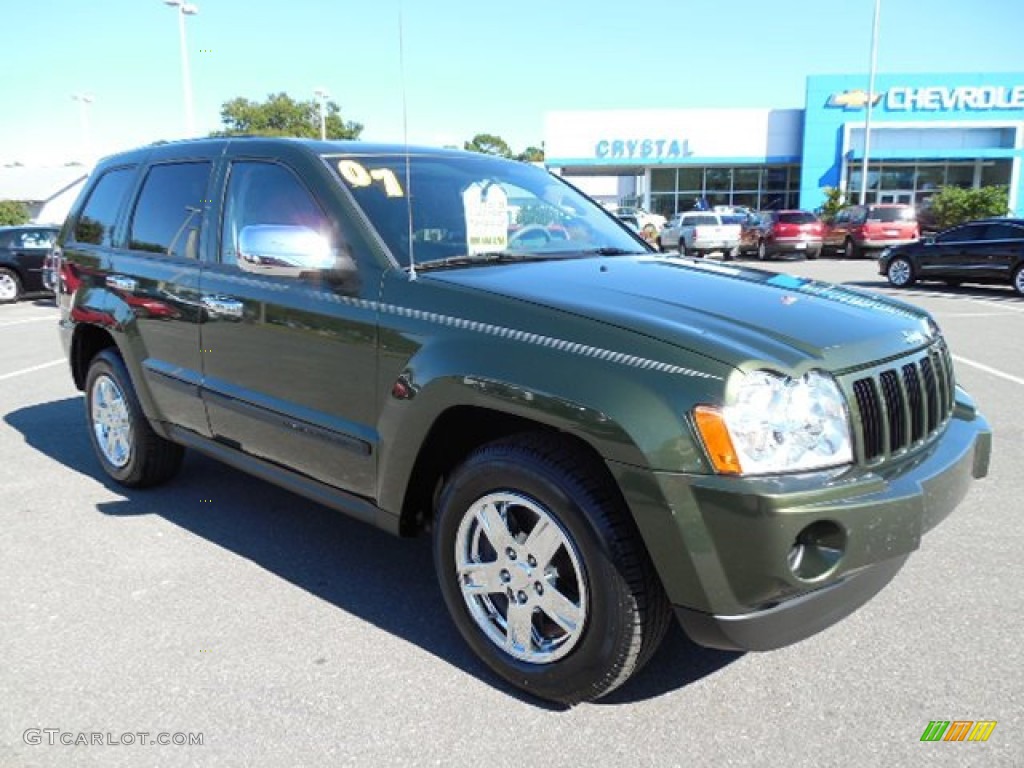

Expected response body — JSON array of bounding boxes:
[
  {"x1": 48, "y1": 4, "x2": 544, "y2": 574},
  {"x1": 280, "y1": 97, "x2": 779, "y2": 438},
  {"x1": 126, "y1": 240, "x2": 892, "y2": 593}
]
[{"x1": 544, "y1": 73, "x2": 1024, "y2": 218}]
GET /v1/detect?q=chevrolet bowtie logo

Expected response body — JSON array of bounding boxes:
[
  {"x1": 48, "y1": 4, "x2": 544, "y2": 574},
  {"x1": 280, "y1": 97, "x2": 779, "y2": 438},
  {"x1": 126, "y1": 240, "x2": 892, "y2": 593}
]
[{"x1": 827, "y1": 89, "x2": 884, "y2": 109}]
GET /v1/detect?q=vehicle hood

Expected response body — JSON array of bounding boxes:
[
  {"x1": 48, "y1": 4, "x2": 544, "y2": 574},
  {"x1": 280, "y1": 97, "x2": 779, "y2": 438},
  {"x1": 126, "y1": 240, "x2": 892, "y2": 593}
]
[{"x1": 425, "y1": 255, "x2": 939, "y2": 372}]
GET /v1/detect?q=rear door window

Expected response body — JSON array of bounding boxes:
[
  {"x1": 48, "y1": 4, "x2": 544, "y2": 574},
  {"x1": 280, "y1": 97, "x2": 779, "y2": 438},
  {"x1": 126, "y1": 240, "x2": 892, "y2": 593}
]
[
  {"x1": 982, "y1": 222, "x2": 1024, "y2": 241},
  {"x1": 937, "y1": 224, "x2": 986, "y2": 244},
  {"x1": 128, "y1": 162, "x2": 213, "y2": 259},
  {"x1": 72, "y1": 167, "x2": 135, "y2": 246}
]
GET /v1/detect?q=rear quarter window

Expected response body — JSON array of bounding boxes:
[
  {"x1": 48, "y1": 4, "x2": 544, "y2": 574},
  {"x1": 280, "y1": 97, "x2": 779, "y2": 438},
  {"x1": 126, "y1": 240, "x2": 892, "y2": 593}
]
[{"x1": 72, "y1": 167, "x2": 135, "y2": 246}]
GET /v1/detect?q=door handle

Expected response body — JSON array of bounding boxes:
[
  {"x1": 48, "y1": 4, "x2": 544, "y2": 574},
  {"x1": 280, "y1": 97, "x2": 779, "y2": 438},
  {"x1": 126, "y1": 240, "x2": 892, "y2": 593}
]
[
  {"x1": 201, "y1": 295, "x2": 244, "y2": 319},
  {"x1": 107, "y1": 275, "x2": 138, "y2": 292}
]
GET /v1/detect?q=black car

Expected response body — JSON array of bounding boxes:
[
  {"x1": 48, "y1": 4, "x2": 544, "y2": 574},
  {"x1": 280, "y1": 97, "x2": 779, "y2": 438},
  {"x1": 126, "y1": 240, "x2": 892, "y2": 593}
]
[
  {"x1": 879, "y1": 218, "x2": 1024, "y2": 296},
  {"x1": 0, "y1": 225, "x2": 60, "y2": 303}
]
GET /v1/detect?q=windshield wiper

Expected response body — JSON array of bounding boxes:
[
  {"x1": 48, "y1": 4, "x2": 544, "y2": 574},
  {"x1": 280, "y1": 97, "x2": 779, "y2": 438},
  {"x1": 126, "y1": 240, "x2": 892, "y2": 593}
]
[
  {"x1": 579, "y1": 247, "x2": 650, "y2": 256},
  {"x1": 414, "y1": 251, "x2": 553, "y2": 271}
]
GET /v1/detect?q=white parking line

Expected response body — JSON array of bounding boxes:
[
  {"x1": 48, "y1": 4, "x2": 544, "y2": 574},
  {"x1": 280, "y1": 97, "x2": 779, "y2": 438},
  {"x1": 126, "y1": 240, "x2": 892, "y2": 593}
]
[
  {"x1": 953, "y1": 355, "x2": 1024, "y2": 387},
  {"x1": 0, "y1": 316, "x2": 57, "y2": 328},
  {"x1": 0, "y1": 359, "x2": 65, "y2": 382}
]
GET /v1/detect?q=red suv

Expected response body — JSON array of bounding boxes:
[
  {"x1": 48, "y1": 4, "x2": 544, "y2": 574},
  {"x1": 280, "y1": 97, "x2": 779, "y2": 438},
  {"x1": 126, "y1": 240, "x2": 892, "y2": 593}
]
[
  {"x1": 746, "y1": 210, "x2": 824, "y2": 261},
  {"x1": 823, "y1": 203, "x2": 919, "y2": 259}
]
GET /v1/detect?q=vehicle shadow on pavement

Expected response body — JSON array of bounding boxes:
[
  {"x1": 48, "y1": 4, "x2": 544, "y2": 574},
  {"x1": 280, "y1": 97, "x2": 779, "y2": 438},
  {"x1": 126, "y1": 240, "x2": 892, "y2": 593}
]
[
  {"x1": 5, "y1": 396, "x2": 739, "y2": 707},
  {"x1": 846, "y1": 278, "x2": 1022, "y2": 302}
]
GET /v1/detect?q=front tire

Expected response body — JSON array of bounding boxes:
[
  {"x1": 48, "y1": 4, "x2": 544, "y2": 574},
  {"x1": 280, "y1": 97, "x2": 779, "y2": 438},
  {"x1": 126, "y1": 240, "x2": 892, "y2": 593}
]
[
  {"x1": 886, "y1": 256, "x2": 916, "y2": 288},
  {"x1": 677, "y1": 238, "x2": 687, "y2": 257},
  {"x1": 757, "y1": 240, "x2": 768, "y2": 261},
  {"x1": 85, "y1": 349, "x2": 184, "y2": 488},
  {"x1": 433, "y1": 434, "x2": 670, "y2": 705},
  {"x1": 1013, "y1": 264, "x2": 1024, "y2": 296},
  {"x1": 0, "y1": 268, "x2": 23, "y2": 304}
]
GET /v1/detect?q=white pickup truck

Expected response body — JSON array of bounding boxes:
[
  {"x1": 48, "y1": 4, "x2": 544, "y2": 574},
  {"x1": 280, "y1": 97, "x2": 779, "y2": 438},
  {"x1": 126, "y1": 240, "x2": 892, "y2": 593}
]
[{"x1": 657, "y1": 211, "x2": 742, "y2": 259}]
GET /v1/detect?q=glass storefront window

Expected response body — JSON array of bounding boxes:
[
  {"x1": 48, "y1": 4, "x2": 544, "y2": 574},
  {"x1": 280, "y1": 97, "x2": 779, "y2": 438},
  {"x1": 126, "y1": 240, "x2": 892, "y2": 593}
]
[
  {"x1": 677, "y1": 168, "x2": 702, "y2": 191},
  {"x1": 946, "y1": 164, "x2": 975, "y2": 188},
  {"x1": 915, "y1": 165, "x2": 944, "y2": 192},
  {"x1": 734, "y1": 168, "x2": 760, "y2": 191},
  {"x1": 981, "y1": 161, "x2": 1011, "y2": 187},
  {"x1": 705, "y1": 168, "x2": 731, "y2": 192},
  {"x1": 762, "y1": 167, "x2": 788, "y2": 191},
  {"x1": 651, "y1": 169, "x2": 676, "y2": 193},
  {"x1": 649, "y1": 194, "x2": 676, "y2": 218}
]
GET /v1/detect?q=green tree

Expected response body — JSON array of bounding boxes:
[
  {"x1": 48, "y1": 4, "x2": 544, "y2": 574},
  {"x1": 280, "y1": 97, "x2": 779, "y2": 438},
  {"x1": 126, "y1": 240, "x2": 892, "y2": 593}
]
[
  {"x1": 212, "y1": 92, "x2": 363, "y2": 139},
  {"x1": 516, "y1": 145, "x2": 545, "y2": 163},
  {"x1": 0, "y1": 200, "x2": 30, "y2": 226},
  {"x1": 463, "y1": 133, "x2": 513, "y2": 158},
  {"x1": 928, "y1": 185, "x2": 1010, "y2": 229},
  {"x1": 818, "y1": 186, "x2": 845, "y2": 223}
]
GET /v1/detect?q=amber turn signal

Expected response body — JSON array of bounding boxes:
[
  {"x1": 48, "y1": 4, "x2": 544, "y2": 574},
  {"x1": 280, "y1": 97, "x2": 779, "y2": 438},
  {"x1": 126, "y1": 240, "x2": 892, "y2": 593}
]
[{"x1": 693, "y1": 406, "x2": 742, "y2": 475}]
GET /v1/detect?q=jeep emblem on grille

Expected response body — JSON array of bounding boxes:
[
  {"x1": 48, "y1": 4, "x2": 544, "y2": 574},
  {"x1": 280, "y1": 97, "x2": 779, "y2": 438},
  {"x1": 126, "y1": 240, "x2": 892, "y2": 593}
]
[{"x1": 902, "y1": 330, "x2": 927, "y2": 345}]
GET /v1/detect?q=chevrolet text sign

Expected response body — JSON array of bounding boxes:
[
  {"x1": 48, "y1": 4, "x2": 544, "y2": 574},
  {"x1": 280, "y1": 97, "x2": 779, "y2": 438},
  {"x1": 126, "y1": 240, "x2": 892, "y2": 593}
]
[{"x1": 888, "y1": 85, "x2": 1024, "y2": 111}]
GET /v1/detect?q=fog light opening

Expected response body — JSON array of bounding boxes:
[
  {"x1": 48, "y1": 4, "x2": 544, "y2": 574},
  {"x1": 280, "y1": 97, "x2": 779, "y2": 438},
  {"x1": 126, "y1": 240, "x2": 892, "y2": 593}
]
[{"x1": 787, "y1": 521, "x2": 846, "y2": 581}]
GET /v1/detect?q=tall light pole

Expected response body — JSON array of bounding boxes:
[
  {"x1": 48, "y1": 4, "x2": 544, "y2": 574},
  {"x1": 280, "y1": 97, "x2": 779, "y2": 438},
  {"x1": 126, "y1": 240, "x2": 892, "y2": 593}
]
[
  {"x1": 163, "y1": 0, "x2": 199, "y2": 138},
  {"x1": 313, "y1": 87, "x2": 329, "y2": 140},
  {"x1": 859, "y1": 0, "x2": 881, "y2": 205},
  {"x1": 72, "y1": 93, "x2": 94, "y2": 162}
]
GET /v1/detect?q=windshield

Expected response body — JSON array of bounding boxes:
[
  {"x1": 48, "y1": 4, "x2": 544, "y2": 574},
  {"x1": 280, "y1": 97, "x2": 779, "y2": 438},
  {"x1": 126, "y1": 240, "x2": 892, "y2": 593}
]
[{"x1": 324, "y1": 151, "x2": 647, "y2": 267}]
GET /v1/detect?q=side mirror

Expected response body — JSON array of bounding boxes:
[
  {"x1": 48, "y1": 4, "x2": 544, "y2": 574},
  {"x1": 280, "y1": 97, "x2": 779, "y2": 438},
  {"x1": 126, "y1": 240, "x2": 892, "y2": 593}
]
[{"x1": 237, "y1": 225, "x2": 354, "y2": 279}]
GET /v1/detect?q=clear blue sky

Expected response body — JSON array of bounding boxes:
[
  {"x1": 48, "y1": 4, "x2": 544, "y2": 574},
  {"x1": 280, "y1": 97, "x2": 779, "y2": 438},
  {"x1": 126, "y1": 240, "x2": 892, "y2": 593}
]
[{"x1": 3, "y1": 0, "x2": 1024, "y2": 165}]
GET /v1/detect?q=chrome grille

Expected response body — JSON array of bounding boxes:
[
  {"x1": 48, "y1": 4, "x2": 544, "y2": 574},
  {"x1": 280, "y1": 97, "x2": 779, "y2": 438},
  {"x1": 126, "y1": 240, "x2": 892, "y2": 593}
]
[{"x1": 848, "y1": 341, "x2": 956, "y2": 464}]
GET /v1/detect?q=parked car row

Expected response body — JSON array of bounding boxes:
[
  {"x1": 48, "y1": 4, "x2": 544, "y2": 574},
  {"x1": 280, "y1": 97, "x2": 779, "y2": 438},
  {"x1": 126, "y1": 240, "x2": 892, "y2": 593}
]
[{"x1": 651, "y1": 203, "x2": 922, "y2": 263}]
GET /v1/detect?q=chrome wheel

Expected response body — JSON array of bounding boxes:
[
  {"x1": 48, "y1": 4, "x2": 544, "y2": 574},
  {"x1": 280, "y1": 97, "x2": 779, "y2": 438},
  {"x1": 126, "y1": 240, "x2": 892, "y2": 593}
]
[
  {"x1": 455, "y1": 491, "x2": 587, "y2": 664},
  {"x1": 757, "y1": 240, "x2": 767, "y2": 261},
  {"x1": 0, "y1": 271, "x2": 19, "y2": 302},
  {"x1": 887, "y1": 257, "x2": 913, "y2": 287},
  {"x1": 91, "y1": 374, "x2": 133, "y2": 468},
  {"x1": 1014, "y1": 266, "x2": 1024, "y2": 296}
]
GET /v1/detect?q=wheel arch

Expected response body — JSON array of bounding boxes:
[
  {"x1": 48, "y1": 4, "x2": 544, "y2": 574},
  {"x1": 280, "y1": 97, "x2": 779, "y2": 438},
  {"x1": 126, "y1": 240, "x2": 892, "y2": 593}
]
[
  {"x1": 378, "y1": 374, "x2": 653, "y2": 537},
  {"x1": 69, "y1": 322, "x2": 167, "y2": 435}
]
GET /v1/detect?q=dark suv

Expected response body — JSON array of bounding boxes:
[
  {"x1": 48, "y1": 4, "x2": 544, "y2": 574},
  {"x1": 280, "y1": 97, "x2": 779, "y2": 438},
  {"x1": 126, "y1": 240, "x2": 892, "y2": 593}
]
[
  {"x1": 54, "y1": 138, "x2": 991, "y2": 704},
  {"x1": 0, "y1": 224, "x2": 59, "y2": 303}
]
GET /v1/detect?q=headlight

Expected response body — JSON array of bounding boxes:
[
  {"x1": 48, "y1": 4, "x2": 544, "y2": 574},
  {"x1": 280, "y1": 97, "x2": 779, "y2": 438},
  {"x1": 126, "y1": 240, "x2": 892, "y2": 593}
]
[{"x1": 694, "y1": 369, "x2": 853, "y2": 475}]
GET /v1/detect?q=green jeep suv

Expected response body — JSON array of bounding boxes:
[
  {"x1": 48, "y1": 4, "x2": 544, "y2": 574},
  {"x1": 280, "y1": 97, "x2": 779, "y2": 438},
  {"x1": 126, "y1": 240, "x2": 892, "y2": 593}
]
[{"x1": 53, "y1": 138, "x2": 991, "y2": 704}]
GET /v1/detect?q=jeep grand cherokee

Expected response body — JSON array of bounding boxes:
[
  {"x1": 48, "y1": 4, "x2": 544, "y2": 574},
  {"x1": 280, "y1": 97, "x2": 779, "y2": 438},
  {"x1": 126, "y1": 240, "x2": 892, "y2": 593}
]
[{"x1": 53, "y1": 138, "x2": 991, "y2": 704}]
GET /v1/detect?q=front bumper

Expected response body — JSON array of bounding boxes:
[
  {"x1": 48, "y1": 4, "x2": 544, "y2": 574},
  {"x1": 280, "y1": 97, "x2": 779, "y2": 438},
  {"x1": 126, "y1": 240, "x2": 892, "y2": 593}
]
[{"x1": 613, "y1": 391, "x2": 991, "y2": 652}]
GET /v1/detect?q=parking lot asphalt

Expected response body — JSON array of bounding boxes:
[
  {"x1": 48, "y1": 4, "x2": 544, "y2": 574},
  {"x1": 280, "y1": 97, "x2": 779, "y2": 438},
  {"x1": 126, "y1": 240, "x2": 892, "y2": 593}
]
[{"x1": 1, "y1": 260, "x2": 1021, "y2": 768}]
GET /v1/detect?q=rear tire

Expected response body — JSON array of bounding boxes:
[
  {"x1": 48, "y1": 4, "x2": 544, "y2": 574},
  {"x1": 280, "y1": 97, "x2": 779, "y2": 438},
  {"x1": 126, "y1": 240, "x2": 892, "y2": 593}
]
[
  {"x1": 757, "y1": 240, "x2": 768, "y2": 261},
  {"x1": 433, "y1": 434, "x2": 671, "y2": 705},
  {"x1": 85, "y1": 349, "x2": 184, "y2": 488},
  {"x1": 843, "y1": 238, "x2": 860, "y2": 260},
  {"x1": 677, "y1": 239, "x2": 687, "y2": 257},
  {"x1": 0, "y1": 268, "x2": 22, "y2": 304},
  {"x1": 1013, "y1": 264, "x2": 1024, "y2": 297}
]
